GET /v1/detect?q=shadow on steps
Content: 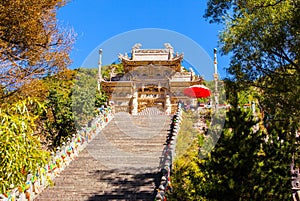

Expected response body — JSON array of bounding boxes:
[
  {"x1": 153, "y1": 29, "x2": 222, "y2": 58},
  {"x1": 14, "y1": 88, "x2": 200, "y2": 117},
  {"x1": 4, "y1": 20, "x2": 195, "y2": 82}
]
[{"x1": 86, "y1": 167, "x2": 162, "y2": 201}]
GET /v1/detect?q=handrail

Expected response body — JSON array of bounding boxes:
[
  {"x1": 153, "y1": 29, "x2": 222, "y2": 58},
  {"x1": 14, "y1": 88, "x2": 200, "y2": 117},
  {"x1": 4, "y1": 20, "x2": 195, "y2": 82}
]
[
  {"x1": 154, "y1": 104, "x2": 183, "y2": 200},
  {"x1": 0, "y1": 106, "x2": 114, "y2": 201}
]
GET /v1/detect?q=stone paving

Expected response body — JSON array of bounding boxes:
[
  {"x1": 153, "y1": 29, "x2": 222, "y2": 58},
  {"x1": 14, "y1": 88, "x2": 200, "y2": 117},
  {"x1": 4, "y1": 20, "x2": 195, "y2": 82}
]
[{"x1": 35, "y1": 108, "x2": 170, "y2": 201}]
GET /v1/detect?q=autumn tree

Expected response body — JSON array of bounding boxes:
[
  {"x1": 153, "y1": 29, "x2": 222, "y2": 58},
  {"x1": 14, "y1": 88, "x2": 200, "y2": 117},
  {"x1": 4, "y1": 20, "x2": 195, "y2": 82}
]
[{"x1": 0, "y1": 0, "x2": 74, "y2": 98}]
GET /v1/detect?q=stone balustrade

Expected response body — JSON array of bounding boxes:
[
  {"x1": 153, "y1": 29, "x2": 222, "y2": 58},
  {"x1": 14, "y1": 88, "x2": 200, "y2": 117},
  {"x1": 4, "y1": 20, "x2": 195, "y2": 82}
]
[
  {"x1": 155, "y1": 104, "x2": 182, "y2": 200},
  {"x1": 292, "y1": 159, "x2": 300, "y2": 200},
  {"x1": 0, "y1": 106, "x2": 113, "y2": 201}
]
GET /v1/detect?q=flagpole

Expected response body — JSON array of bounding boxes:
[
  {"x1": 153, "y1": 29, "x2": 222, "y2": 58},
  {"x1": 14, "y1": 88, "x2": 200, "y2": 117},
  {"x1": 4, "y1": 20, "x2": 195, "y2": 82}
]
[
  {"x1": 98, "y1": 49, "x2": 103, "y2": 92},
  {"x1": 213, "y1": 48, "x2": 219, "y2": 110}
]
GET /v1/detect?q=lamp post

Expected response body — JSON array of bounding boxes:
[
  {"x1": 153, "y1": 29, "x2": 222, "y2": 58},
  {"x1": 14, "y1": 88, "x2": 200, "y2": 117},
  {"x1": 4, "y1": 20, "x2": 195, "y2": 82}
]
[{"x1": 98, "y1": 49, "x2": 103, "y2": 92}]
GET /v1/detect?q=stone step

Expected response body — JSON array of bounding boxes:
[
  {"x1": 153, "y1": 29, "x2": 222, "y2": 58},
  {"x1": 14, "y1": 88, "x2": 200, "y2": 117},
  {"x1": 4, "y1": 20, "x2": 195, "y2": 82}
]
[{"x1": 35, "y1": 114, "x2": 170, "y2": 201}]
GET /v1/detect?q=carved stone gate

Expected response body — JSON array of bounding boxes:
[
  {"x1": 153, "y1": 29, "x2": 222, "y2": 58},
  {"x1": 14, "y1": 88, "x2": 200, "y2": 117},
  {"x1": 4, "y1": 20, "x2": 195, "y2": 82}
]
[{"x1": 101, "y1": 43, "x2": 203, "y2": 115}]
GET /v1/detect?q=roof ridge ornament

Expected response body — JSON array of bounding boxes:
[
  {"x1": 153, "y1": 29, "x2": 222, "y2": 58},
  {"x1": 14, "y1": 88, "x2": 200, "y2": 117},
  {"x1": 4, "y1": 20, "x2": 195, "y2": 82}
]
[
  {"x1": 164, "y1": 43, "x2": 173, "y2": 50},
  {"x1": 132, "y1": 43, "x2": 142, "y2": 50},
  {"x1": 164, "y1": 43, "x2": 174, "y2": 60}
]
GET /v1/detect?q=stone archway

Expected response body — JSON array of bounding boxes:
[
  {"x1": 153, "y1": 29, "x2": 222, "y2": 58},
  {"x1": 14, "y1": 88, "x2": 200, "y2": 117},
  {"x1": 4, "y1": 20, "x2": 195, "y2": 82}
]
[{"x1": 136, "y1": 86, "x2": 174, "y2": 114}]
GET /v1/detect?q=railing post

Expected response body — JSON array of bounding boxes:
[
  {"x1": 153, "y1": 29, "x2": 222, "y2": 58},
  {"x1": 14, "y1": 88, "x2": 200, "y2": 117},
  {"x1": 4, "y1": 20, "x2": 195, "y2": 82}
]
[{"x1": 155, "y1": 103, "x2": 182, "y2": 200}]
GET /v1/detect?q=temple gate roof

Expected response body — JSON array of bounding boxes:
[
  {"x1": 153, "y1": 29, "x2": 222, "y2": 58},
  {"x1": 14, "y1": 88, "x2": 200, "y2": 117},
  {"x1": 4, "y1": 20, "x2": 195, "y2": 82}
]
[{"x1": 118, "y1": 43, "x2": 183, "y2": 73}]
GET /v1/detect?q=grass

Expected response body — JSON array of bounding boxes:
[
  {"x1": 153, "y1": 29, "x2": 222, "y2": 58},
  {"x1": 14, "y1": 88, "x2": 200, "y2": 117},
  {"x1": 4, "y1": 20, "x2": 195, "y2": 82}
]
[{"x1": 175, "y1": 110, "x2": 202, "y2": 158}]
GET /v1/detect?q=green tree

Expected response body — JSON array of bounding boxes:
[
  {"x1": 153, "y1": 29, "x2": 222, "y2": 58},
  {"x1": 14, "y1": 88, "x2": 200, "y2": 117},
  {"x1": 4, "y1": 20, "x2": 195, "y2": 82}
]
[
  {"x1": 72, "y1": 68, "x2": 98, "y2": 128},
  {"x1": 44, "y1": 89, "x2": 75, "y2": 149},
  {"x1": 0, "y1": 98, "x2": 49, "y2": 194},
  {"x1": 2, "y1": 68, "x2": 108, "y2": 149},
  {"x1": 41, "y1": 69, "x2": 76, "y2": 149},
  {"x1": 204, "y1": 0, "x2": 300, "y2": 124},
  {"x1": 8, "y1": 69, "x2": 77, "y2": 150},
  {"x1": 170, "y1": 108, "x2": 295, "y2": 200},
  {"x1": 202, "y1": 2, "x2": 299, "y2": 197},
  {"x1": 102, "y1": 63, "x2": 124, "y2": 81},
  {"x1": 95, "y1": 90, "x2": 108, "y2": 109}
]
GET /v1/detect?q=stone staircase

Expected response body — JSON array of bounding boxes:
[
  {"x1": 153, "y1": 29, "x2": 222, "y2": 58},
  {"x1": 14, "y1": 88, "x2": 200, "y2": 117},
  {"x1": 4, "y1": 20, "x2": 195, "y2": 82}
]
[
  {"x1": 35, "y1": 109, "x2": 170, "y2": 201},
  {"x1": 137, "y1": 107, "x2": 165, "y2": 116}
]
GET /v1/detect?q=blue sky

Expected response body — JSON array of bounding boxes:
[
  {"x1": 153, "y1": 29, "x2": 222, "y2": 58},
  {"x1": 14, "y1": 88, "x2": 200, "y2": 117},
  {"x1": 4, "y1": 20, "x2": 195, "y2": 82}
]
[{"x1": 57, "y1": 0, "x2": 230, "y2": 80}]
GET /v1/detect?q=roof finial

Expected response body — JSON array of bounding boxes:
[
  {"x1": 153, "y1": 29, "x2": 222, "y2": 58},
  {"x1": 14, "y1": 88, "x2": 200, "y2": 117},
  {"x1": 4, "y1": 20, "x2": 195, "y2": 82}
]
[{"x1": 132, "y1": 43, "x2": 142, "y2": 50}]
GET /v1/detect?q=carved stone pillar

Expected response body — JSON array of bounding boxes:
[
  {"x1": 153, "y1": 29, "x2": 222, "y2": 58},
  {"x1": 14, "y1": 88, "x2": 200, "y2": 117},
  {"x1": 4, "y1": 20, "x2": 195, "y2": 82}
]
[
  {"x1": 165, "y1": 95, "x2": 171, "y2": 115},
  {"x1": 131, "y1": 91, "x2": 138, "y2": 115}
]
